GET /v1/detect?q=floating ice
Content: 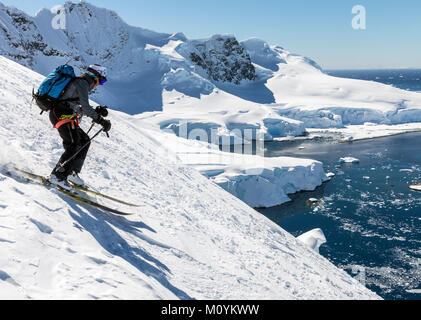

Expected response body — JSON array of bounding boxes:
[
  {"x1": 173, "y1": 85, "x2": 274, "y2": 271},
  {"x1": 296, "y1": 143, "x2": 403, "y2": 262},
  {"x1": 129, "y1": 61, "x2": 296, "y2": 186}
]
[
  {"x1": 297, "y1": 229, "x2": 327, "y2": 254},
  {"x1": 339, "y1": 157, "x2": 360, "y2": 164},
  {"x1": 409, "y1": 184, "x2": 421, "y2": 191}
]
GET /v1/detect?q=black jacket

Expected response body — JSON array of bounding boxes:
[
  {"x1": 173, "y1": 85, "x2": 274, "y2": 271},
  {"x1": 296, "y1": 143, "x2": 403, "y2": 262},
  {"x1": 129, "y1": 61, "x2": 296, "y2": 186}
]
[{"x1": 59, "y1": 74, "x2": 100, "y2": 121}]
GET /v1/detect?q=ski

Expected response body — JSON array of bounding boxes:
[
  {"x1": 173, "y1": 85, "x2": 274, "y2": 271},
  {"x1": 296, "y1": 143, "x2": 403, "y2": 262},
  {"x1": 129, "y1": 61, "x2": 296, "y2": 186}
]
[
  {"x1": 55, "y1": 186, "x2": 135, "y2": 216},
  {"x1": 69, "y1": 182, "x2": 143, "y2": 207},
  {"x1": 8, "y1": 168, "x2": 136, "y2": 216},
  {"x1": 12, "y1": 168, "x2": 142, "y2": 207}
]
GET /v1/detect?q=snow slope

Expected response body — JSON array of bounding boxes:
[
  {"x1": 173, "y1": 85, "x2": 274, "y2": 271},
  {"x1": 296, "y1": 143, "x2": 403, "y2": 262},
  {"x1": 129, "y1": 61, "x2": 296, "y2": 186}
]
[{"x1": 0, "y1": 56, "x2": 380, "y2": 299}]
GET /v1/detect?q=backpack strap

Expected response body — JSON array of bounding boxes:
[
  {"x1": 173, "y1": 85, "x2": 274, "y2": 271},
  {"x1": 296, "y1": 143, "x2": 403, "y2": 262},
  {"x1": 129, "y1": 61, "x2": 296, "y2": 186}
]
[{"x1": 56, "y1": 77, "x2": 80, "y2": 109}]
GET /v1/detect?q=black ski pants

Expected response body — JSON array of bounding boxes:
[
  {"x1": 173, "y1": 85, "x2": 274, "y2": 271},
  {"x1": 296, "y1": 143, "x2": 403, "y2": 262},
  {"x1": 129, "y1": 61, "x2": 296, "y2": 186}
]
[{"x1": 49, "y1": 108, "x2": 90, "y2": 179}]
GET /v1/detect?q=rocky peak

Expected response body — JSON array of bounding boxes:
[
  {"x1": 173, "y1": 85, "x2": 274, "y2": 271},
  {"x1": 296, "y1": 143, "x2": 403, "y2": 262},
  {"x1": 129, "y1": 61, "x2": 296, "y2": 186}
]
[
  {"x1": 186, "y1": 35, "x2": 257, "y2": 85},
  {"x1": 0, "y1": 5, "x2": 63, "y2": 67}
]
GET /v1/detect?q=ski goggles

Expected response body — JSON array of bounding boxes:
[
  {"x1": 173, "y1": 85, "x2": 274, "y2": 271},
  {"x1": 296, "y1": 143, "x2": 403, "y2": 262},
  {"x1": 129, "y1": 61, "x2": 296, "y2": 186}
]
[
  {"x1": 93, "y1": 75, "x2": 107, "y2": 85},
  {"x1": 88, "y1": 67, "x2": 107, "y2": 85}
]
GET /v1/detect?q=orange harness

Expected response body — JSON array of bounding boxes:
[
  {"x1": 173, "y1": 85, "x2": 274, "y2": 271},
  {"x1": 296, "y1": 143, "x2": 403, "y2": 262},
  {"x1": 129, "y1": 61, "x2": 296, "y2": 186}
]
[
  {"x1": 52, "y1": 108, "x2": 80, "y2": 129},
  {"x1": 53, "y1": 117, "x2": 79, "y2": 129}
]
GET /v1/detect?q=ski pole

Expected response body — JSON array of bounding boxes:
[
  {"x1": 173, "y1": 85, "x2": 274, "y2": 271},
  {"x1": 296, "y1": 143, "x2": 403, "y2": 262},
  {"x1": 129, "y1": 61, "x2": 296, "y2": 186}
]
[
  {"x1": 86, "y1": 122, "x2": 95, "y2": 135},
  {"x1": 88, "y1": 123, "x2": 110, "y2": 138},
  {"x1": 56, "y1": 128, "x2": 104, "y2": 172}
]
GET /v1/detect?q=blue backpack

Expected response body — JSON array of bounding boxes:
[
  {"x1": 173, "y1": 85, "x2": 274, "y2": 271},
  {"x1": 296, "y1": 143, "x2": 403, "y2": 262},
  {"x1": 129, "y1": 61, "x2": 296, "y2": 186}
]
[{"x1": 32, "y1": 65, "x2": 77, "y2": 114}]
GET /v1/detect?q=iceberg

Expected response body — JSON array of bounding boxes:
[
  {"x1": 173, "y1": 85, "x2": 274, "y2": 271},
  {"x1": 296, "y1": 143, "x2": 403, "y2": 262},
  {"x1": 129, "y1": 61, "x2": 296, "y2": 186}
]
[{"x1": 297, "y1": 229, "x2": 327, "y2": 254}]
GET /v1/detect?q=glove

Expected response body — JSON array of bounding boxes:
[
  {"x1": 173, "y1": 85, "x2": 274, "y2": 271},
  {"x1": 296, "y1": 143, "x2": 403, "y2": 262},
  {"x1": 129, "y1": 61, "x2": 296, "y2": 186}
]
[
  {"x1": 95, "y1": 106, "x2": 109, "y2": 118},
  {"x1": 97, "y1": 117, "x2": 111, "y2": 133}
]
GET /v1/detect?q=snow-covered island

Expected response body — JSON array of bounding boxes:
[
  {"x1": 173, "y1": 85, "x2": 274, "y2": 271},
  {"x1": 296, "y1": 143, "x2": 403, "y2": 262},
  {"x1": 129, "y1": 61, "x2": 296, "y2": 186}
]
[{"x1": 3, "y1": 0, "x2": 420, "y2": 299}]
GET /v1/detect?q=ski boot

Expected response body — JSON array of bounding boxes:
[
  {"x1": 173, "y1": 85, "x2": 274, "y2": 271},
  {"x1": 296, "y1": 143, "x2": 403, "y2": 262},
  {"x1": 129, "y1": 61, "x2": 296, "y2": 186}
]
[{"x1": 67, "y1": 171, "x2": 86, "y2": 188}]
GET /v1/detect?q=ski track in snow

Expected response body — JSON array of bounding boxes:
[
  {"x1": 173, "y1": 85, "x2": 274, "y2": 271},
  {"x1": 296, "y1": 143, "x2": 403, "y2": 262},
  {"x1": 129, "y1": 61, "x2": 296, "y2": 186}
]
[{"x1": 0, "y1": 56, "x2": 381, "y2": 299}]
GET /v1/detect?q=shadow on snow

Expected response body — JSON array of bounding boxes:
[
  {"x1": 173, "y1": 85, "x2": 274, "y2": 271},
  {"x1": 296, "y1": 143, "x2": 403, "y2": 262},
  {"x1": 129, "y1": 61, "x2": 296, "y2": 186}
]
[{"x1": 59, "y1": 193, "x2": 193, "y2": 300}]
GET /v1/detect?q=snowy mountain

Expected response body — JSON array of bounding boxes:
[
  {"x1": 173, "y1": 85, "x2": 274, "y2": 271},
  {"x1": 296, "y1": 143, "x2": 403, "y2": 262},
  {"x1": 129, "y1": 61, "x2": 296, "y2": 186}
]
[
  {"x1": 0, "y1": 55, "x2": 380, "y2": 299},
  {"x1": 2, "y1": 1, "x2": 419, "y2": 146},
  {"x1": 0, "y1": 2, "x2": 260, "y2": 110},
  {"x1": 185, "y1": 35, "x2": 257, "y2": 84},
  {"x1": 0, "y1": 1, "x2": 320, "y2": 143},
  {"x1": 0, "y1": 1, "x2": 184, "y2": 111}
]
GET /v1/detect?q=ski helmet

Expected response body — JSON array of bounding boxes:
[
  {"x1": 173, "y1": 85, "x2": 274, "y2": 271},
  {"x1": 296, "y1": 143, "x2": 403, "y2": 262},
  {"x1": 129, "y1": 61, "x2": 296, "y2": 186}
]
[{"x1": 87, "y1": 64, "x2": 107, "y2": 85}]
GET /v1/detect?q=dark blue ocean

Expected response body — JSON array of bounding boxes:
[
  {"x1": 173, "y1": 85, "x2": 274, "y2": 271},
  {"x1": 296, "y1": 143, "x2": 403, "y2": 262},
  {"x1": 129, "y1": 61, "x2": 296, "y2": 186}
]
[
  {"x1": 257, "y1": 70, "x2": 421, "y2": 300},
  {"x1": 326, "y1": 69, "x2": 421, "y2": 92}
]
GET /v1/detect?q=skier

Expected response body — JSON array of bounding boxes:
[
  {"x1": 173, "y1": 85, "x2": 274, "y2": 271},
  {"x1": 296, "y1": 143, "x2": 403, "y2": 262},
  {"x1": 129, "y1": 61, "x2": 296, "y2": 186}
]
[{"x1": 49, "y1": 64, "x2": 111, "y2": 190}]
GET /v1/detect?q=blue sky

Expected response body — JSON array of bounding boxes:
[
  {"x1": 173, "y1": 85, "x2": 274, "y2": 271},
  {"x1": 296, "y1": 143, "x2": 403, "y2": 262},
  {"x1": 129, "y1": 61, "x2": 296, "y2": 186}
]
[{"x1": 2, "y1": 0, "x2": 421, "y2": 69}]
